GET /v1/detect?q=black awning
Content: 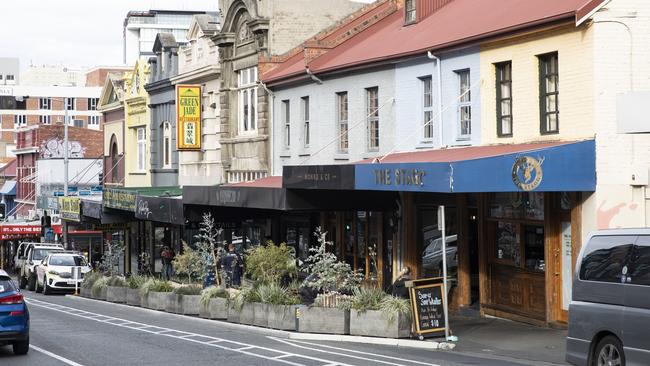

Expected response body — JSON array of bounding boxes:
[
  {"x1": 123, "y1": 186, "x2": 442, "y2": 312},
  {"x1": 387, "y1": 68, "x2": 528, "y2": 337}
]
[{"x1": 135, "y1": 195, "x2": 184, "y2": 225}]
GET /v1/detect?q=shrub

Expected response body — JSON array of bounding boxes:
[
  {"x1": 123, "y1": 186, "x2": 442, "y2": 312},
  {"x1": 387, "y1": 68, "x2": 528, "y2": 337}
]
[
  {"x1": 349, "y1": 287, "x2": 413, "y2": 323},
  {"x1": 232, "y1": 286, "x2": 261, "y2": 312},
  {"x1": 351, "y1": 287, "x2": 385, "y2": 312},
  {"x1": 172, "y1": 242, "x2": 202, "y2": 284},
  {"x1": 127, "y1": 275, "x2": 147, "y2": 289},
  {"x1": 139, "y1": 278, "x2": 173, "y2": 297},
  {"x1": 91, "y1": 276, "x2": 107, "y2": 298},
  {"x1": 256, "y1": 283, "x2": 300, "y2": 305},
  {"x1": 379, "y1": 296, "x2": 412, "y2": 323},
  {"x1": 106, "y1": 276, "x2": 127, "y2": 287},
  {"x1": 172, "y1": 285, "x2": 202, "y2": 296},
  {"x1": 245, "y1": 242, "x2": 297, "y2": 284},
  {"x1": 200, "y1": 286, "x2": 228, "y2": 308},
  {"x1": 81, "y1": 271, "x2": 102, "y2": 290}
]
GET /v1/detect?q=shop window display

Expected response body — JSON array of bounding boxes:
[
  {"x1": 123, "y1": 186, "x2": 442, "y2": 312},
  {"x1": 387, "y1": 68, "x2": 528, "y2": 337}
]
[{"x1": 419, "y1": 207, "x2": 458, "y2": 279}]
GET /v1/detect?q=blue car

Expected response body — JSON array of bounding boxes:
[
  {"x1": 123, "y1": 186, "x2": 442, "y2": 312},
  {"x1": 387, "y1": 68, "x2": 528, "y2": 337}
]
[{"x1": 0, "y1": 270, "x2": 29, "y2": 355}]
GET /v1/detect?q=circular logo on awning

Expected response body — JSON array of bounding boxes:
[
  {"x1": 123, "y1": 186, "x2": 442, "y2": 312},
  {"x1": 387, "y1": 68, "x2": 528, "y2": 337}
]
[{"x1": 512, "y1": 156, "x2": 544, "y2": 191}]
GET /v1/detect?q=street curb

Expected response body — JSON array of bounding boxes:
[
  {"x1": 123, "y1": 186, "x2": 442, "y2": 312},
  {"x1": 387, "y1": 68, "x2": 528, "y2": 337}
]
[{"x1": 64, "y1": 295, "x2": 451, "y2": 351}]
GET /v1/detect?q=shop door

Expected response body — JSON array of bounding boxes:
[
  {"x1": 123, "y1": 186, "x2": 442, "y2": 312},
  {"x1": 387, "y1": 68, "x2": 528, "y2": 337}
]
[{"x1": 468, "y1": 208, "x2": 480, "y2": 305}]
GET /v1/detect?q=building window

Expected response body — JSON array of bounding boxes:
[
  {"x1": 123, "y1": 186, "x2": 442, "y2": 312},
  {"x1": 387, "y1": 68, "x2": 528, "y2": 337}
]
[
  {"x1": 88, "y1": 115, "x2": 100, "y2": 126},
  {"x1": 39, "y1": 98, "x2": 51, "y2": 110},
  {"x1": 337, "y1": 92, "x2": 349, "y2": 153},
  {"x1": 405, "y1": 0, "x2": 416, "y2": 24},
  {"x1": 282, "y1": 100, "x2": 290, "y2": 148},
  {"x1": 457, "y1": 70, "x2": 471, "y2": 138},
  {"x1": 301, "y1": 96, "x2": 310, "y2": 147},
  {"x1": 14, "y1": 115, "x2": 25, "y2": 127},
  {"x1": 539, "y1": 52, "x2": 559, "y2": 134},
  {"x1": 39, "y1": 115, "x2": 51, "y2": 125},
  {"x1": 238, "y1": 66, "x2": 258, "y2": 134},
  {"x1": 163, "y1": 122, "x2": 172, "y2": 168},
  {"x1": 421, "y1": 76, "x2": 433, "y2": 141},
  {"x1": 496, "y1": 62, "x2": 513, "y2": 137},
  {"x1": 65, "y1": 97, "x2": 75, "y2": 111},
  {"x1": 137, "y1": 127, "x2": 146, "y2": 172},
  {"x1": 6, "y1": 75, "x2": 14, "y2": 81},
  {"x1": 0, "y1": 75, "x2": 3, "y2": 80},
  {"x1": 89, "y1": 98, "x2": 99, "y2": 111},
  {"x1": 366, "y1": 87, "x2": 379, "y2": 151},
  {"x1": 73, "y1": 119, "x2": 84, "y2": 128}
]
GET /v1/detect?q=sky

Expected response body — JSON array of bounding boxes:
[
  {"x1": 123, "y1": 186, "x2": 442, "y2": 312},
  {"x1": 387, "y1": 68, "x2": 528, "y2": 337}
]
[{"x1": 0, "y1": 0, "x2": 374, "y2": 71}]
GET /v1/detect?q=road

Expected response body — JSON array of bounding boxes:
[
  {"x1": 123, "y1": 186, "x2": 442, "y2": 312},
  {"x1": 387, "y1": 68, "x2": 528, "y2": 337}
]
[{"x1": 1, "y1": 291, "x2": 541, "y2": 366}]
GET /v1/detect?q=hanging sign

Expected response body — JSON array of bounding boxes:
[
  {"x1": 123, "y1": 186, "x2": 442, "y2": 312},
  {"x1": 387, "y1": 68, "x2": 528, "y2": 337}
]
[
  {"x1": 103, "y1": 188, "x2": 137, "y2": 212},
  {"x1": 407, "y1": 277, "x2": 446, "y2": 336},
  {"x1": 176, "y1": 84, "x2": 202, "y2": 150},
  {"x1": 59, "y1": 197, "x2": 81, "y2": 222}
]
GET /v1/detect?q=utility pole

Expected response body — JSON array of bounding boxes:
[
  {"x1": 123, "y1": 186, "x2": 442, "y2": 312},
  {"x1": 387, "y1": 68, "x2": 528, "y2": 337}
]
[{"x1": 63, "y1": 101, "x2": 69, "y2": 249}]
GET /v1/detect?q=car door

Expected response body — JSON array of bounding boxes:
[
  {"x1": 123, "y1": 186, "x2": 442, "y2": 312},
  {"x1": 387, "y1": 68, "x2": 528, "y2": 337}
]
[
  {"x1": 37, "y1": 256, "x2": 48, "y2": 284},
  {"x1": 622, "y1": 235, "x2": 650, "y2": 365}
]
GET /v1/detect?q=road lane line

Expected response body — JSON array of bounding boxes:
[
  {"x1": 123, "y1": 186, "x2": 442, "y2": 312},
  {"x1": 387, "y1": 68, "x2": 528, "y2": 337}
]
[
  {"x1": 30, "y1": 345, "x2": 86, "y2": 366},
  {"x1": 25, "y1": 298, "x2": 359, "y2": 366}
]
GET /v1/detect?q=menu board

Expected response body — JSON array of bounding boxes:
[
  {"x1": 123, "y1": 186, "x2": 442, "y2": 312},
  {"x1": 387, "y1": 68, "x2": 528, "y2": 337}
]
[{"x1": 409, "y1": 283, "x2": 446, "y2": 335}]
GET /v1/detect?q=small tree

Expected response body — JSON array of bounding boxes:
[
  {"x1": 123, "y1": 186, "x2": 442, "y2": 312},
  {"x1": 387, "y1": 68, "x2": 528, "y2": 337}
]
[
  {"x1": 245, "y1": 241, "x2": 297, "y2": 284},
  {"x1": 100, "y1": 239, "x2": 125, "y2": 276},
  {"x1": 193, "y1": 213, "x2": 223, "y2": 285},
  {"x1": 172, "y1": 242, "x2": 203, "y2": 284},
  {"x1": 303, "y1": 227, "x2": 362, "y2": 295}
]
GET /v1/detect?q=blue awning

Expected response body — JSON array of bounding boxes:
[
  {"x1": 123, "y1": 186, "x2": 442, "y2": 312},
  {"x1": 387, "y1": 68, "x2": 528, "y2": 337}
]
[
  {"x1": 0, "y1": 180, "x2": 16, "y2": 196},
  {"x1": 355, "y1": 140, "x2": 595, "y2": 193}
]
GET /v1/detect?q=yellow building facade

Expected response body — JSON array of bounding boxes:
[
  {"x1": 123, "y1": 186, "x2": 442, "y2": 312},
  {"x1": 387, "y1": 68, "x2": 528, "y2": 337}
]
[{"x1": 124, "y1": 61, "x2": 152, "y2": 188}]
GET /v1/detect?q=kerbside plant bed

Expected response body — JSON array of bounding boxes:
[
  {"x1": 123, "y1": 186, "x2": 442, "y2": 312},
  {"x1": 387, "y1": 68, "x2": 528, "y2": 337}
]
[
  {"x1": 106, "y1": 286, "x2": 127, "y2": 303},
  {"x1": 349, "y1": 309, "x2": 411, "y2": 338},
  {"x1": 208, "y1": 298, "x2": 228, "y2": 320},
  {"x1": 126, "y1": 288, "x2": 141, "y2": 306},
  {"x1": 252, "y1": 303, "x2": 269, "y2": 328},
  {"x1": 147, "y1": 292, "x2": 167, "y2": 311},
  {"x1": 165, "y1": 293, "x2": 183, "y2": 314},
  {"x1": 92, "y1": 287, "x2": 107, "y2": 301},
  {"x1": 227, "y1": 304, "x2": 241, "y2": 323},
  {"x1": 239, "y1": 304, "x2": 255, "y2": 325},
  {"x1": 268, "y1": 304, "x2": 299, "y2": 331},
  {"x1": 182, "y1": 295, "x2": 201, "y2": 315},
  {"x1": 80, "y1": 287, "x2": 92, "y2": 298},
  {"x1": 298, "y1": 306, "x2": 350, "y2": 335}
]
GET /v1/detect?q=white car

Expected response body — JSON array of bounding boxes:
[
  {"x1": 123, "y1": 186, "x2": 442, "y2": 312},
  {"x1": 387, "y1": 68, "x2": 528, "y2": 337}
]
[
  {"x1": 35, "y1": 253, "x2": 91, "y2": 294},
  {"x1": 18, "y1": 243, "x2": 64, "y2": 291}
]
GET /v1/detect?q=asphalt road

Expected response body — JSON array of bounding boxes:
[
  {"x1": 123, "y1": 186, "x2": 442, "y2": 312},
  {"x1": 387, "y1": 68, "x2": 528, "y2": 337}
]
[{"x1": 0, "y1": 290, "x2": 543, "y2": 366}]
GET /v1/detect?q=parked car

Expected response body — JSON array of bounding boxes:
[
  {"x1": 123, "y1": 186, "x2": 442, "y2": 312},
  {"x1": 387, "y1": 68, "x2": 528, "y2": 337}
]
[
  {"x1": 35, "y1": 252, "x2": 91, "y2": 294},
  {"x1": 18, "y1": 243, "x2": 64, "y2": 291},
  {"x1": 0, "y1": 269, "x2": 29, "y2": 355},
  {"x1": 421, "y1": 229, "x2": 458, "y2": 275},
  {"x1": 567, "y1": 229, "x2": 650, "y2": 366}
]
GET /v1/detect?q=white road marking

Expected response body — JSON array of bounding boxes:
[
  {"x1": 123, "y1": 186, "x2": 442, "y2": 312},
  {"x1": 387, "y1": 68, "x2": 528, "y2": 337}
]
[
  {"x1": 30, "y1": 345, "x2": 86, "y2": 366},
  {"x1": 25, "y1": 298, "x2": 359, "y2": 366}
]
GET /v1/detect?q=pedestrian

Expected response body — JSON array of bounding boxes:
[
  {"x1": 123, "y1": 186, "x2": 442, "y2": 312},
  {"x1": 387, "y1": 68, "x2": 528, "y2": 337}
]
[
  {"x1": 161, "y1": 246, "x2": 173, "y2": 281},
  {"x1": 391, "y1": 266, "x2": 412, "y2": 299},
  {"x1": 220, "y1": 243, "x2": 243, "y2": 288}
]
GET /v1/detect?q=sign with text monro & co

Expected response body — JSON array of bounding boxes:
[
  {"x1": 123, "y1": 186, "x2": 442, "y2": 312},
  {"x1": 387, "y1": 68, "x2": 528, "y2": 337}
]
[
  {"x1": 58, "y1": 197, "x2": 81, "y2": 222},
  {"x1": 103, "y1": 188, "x2": 137, "y2": 212},
  {"x1": 176, "y1": 85, "x2": 201, "y2": 150}
]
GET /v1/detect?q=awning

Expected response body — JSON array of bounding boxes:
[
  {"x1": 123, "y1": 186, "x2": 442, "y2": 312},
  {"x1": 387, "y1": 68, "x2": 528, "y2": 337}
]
[
  {"x1": 103, "y1": 186, "x2": 182, "y2": 212},
  {"x1": 355, "y1": 140, "x2": 595, "y2": 193},
  {"x1": 135, "y1": 195, "x2": 184, "y2": 225},
  {"x1": 0, "y1": 180, "x2": 16, "y2": 196}
]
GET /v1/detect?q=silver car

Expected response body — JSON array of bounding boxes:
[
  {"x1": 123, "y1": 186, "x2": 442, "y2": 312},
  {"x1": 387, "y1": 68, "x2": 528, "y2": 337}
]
[{"x1": 567, "y1": 229, "x2": 650, "y2": 366}]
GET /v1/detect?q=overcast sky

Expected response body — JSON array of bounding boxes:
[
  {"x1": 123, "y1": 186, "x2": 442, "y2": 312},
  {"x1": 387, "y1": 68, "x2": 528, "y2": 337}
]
[{"x1": 0, "y1": 0, "x2": 374, "y2": 71}]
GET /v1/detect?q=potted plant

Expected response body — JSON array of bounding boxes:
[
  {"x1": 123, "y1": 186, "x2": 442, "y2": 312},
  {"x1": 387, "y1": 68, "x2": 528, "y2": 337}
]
[
  {"x1": 349, "y1": 287, "x2": 412, "y2": 338},
  {"x1": 140, "y1": 278, "x2": 173, "y2": 311},
  {"x1": 80, "y1": 271, "x2": 102, "y2": 298},
  {"x1": 91, "y1": 276, "x2": 108, "y2": 301},
  {"x1": 200, "y1": 286, "x2": 229, "y2": 319},
  {"x1": 169, "y1": 285, "x2": 202, "y2": 315},
  {"x1": 105, "y1": 276, "x2": 127, "y2": 303},
  {"x1": 233, "y1": 287, "x2": 260, "y2": 326},
  {"x1": 126, "y1": 275, "x2": 146, "y2": 306},
  {"x1": 298, "y1": 228, "x2": 361, "y2": 335},
  {"x1": 260, "y1": 282, "x2": 301, "y2": 331}
]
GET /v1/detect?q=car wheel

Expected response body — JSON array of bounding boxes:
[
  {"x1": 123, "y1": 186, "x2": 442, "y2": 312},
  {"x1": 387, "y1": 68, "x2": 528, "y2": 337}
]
[
  {"x1": 18, "y1": 275, "x2": 26, "y2": 289},
  {"x1": 12, "y1": 338, "x2": 29, "y2": 355},
  {"x1": 27, "y1": 274, "x2": 36, "y2": 291},
  {"x1": 35, "y1": 278, "x2": 42, "y2": 293},
  {"x1": 43, "y1": 278, "x2": 51, "y2": 295},
  {"x1": 593, "y1": 335, "x2": 625, "y2": 366}
]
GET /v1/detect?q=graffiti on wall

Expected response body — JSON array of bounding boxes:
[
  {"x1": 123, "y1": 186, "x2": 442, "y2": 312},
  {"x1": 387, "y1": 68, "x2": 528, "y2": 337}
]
[
  {"x1": 40, "y1": 138, "x2": 86, "y2": 159},
  {"x1": 597, "y1": 200, "x2": 639, "y2": 229}
]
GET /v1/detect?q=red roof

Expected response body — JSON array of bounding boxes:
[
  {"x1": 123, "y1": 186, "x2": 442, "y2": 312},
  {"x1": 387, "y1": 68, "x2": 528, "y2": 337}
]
[
  {"x1": 359, "y1": 141, "x2": 575, "y2": 164},
  {"x1": 228, "y1": 176, "x2": 283, "y2": 188},
  {"x1": 263, "y1": 0, "x2": 603, "y2": 83}
]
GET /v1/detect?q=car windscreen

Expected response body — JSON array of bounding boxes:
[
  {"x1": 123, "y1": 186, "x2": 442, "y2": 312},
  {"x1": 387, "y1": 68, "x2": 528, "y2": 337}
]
[
  {"x1": 0, "y1": 278, "x2": 16, "y2": 294},
  {"x1": 49, "y1": 255, "x2": 87, "y2": 266},
  {"x1": 33, "y1": 248, "x2": 60, "y2": 261}
]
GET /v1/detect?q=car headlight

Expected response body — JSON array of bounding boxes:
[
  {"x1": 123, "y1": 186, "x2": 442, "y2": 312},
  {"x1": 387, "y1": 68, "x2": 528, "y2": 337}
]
[{"x1": 48, "y1": 270, "x2": 60, "y2": 276}]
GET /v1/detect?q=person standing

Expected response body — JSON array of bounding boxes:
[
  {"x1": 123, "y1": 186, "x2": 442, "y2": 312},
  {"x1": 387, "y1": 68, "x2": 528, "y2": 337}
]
[
  {"x1": 161, "y1": 246, "x2": 173, "y2": 281},
  {"x1": 220, "y1": 243, "x2": 243, "y2": 288}
]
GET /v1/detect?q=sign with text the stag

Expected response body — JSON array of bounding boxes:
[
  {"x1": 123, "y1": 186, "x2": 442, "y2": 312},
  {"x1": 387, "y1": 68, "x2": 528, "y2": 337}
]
[{"x1": 176, "y1": 85, "x2": 202, "y2": 150}]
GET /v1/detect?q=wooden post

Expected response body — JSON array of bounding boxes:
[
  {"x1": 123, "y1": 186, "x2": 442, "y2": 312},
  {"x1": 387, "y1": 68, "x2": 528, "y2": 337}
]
[
  {"x1": 477, "y1": 193, "x2": 489, "y2": 314},
  {"x1": 456, "y1": 194, "x2": 471, "y2": 308}
]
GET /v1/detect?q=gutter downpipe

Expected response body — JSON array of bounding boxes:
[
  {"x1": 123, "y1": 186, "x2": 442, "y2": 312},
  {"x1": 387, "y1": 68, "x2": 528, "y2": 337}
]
[
  {"x1": 258, "y1": 80, "x2": 275, "y2": 176},
  {"x1": 305, "y1": 66, "x2": 323, "y2": 85},
  {"x1": 427, "y1": 52, "x2": 443, "y2": 147}
]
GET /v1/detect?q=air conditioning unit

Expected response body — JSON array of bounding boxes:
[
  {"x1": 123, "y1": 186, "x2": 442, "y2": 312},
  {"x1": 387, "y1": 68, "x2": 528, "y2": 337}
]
[
  {"x1": 27, "y1": 209, "x2": 38, "y2": 221},
  {"x1": 51, "y1": 214, "x2": 61, "y2": 225}
]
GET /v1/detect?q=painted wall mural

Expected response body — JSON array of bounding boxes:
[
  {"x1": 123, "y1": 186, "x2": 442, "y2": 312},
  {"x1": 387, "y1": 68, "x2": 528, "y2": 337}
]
[
  {"x1": 597, "y1": 200, "x2": 639, "y2": 229},
  {"x1": 40, "y1": 138, "x2": 86, "y2": 159}
]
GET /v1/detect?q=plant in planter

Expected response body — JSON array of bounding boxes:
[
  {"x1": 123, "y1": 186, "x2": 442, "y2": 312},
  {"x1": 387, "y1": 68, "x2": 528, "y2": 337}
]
[
  {"x1": 91, "y1": 276, "x2": 108, "y2": 300},
  {"x1": 193, "y1": 213, "x2": 223, "y2": 287},
  {"x1": 105, "y1": 276, "x2": 127, "y2": 303},
  {"x1": 100, "y1": 239, "x2": 125, "y2": 276},
  {"x1": 80, "y1": 271, "x2": 102, "y2": 298},
  {"x1": 126, "y1": 275, "x2": 147, "y2": 306},
  {"x1": 140, "y1": 278, "x2": 173, "y2": 311},
  {"x1": 200, "y1": 286, "x2": 229, "y2": 319},
  {"x1": 171, "y1": 285, "x2": 202, "y2": 315},
  {"x1": 258, "y1": 282, "x2": 301, "y2": 330},
  {"x1": 232, "y1": 287, "x2": 260, "y2": 325},
  {"x1": 349, "y1": 287, "x2": 412, "y2": 338},
  {"x1": 245, "y1": 242, "x2": 297, "y2": 285},
  {"x1": 172, "y1": 242, "x2": 203, "y2": 284}
]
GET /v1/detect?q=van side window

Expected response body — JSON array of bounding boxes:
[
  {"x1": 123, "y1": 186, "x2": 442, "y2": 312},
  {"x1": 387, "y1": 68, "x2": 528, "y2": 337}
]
[
  {"x1": 580, "y1": 235, "x2": 634, "y2": 283},
  {"x1": 628, "y1": 235, "x2": 650, "y2": 286}
]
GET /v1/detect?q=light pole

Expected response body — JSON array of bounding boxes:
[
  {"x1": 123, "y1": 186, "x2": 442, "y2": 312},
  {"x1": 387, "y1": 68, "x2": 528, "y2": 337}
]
[{"x1": 63, "y1": 102, "x2": 69, "y2": 249}]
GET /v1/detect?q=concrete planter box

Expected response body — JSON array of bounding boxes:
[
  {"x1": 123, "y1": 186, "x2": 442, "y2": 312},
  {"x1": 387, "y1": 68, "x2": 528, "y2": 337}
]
[
  {"x1": 208, "y1": 298, "x2": 228, "y2": 320},
  {"x1": 147, "y1": 292, "x2": 168, "y2": 311},
  {"x1": 92, "y1": 287, "x2": 107, "y2": 301},
  {"x1": 165, "y1": 293, "x2": 183, "y2": 314},
  {"x1": 80, "y1": 287, "x2": 92, "y2": 298},
  {"x1": 182, "y1": 295, "x2": 201, "y2": 315},
  {"x1": 106, "y1": 286, "x2": 127, "y2": 303},
  {"x1": 126, "y1": 289, "x2": 141, "y2": 306},
  {"x1": 199, "y1": 301, "x2": 210, "y2": 319},
  {"x1": 298, "y1": 306, "x2": 350, "y2": 335},
  {"x1": 268, "y1": 304, "x2": 298, "y2": 331},
  {"x1": 227, "y1": 303, "x2": 240, "y2": 323},
  {"x1": 252, "y1": 303, "x2": 269, "y2": 328},
  {"x1": 350, "y1": 309, "x2": 411, "y2": 338},
  {"x1": 239, "y1": 304, "x2": 255, "y2": 325}
]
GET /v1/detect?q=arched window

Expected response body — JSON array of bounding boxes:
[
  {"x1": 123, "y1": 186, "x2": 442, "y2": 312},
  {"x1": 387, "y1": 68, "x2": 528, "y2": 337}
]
[
  {"x1": 162, "y1": 122, "x2": 172, "y2": 169},
  {"x1": 110, "y1": 139, "x2": 119, "y2": 183}
]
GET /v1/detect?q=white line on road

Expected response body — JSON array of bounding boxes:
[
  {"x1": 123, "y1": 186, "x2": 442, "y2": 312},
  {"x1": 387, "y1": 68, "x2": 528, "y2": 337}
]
[{"x1": 30, "y1": 345, "x2": 86, "y2": 366}]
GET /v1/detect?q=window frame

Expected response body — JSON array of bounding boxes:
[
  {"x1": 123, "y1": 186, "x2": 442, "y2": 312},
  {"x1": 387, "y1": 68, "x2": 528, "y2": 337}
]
[
  {"x1": 539, "y1": 52, "x2": 559, "y2": 135},
  {"x1": 301, "y1": 96, "x2": 310, "y2": 148},
  {"x1": 39, "y1": 98, "x2": 51, "y2": 110},
  {"x1": 404, "y1": 0, "x2": 417, "y2": 24},
  {"x1": 137, "y1": 127, "x2": 146, "y2": 172},
  {"x1": 89, "y1": 98, "x2": 99, "y2": 111},
  {"x1": 162, "y1": 121, "x2": 172, "y2": 169},
  {"x1": 65, "y1": 97, "x2": 75, "y2": 111},
  {"x1": 456, "y1": 69, "x2": 471, "y2": 139},
  {"x1": 238, "y1": 66, "x2": 258, "y2": 135},
  {"x1": 366, "y1": 87, "x2": 380, "y2": 151},
  {"x1": 496, "y1": 61, "x2": 513, "y2": 137},
  {"x1": 420, "y1": 76, "x2": 434, "y2": 142},
  {"x1": 88, "y1": 115, "x2": 100, "y2": 126},
  {"x1": 39, "y1": 115, "x2": 51, "y2": 125},
  {"x1": 6, "y1": 75, "x2": 14, "y2": 81},
  {"x1": 336, "y1": 92, "x2": 349, "y2": 153},
  {"x1": 282, "y1": 100, "x2": 290, "y2": 148},
  {"x1": 14, "y1": 115, "x2": 26, "y2": 127}
]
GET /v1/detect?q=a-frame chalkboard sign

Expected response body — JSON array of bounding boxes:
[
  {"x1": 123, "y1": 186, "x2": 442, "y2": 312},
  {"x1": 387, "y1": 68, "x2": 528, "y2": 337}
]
[{"x1": 406, "y1": 277, "x2": 446, "y2": 339}]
